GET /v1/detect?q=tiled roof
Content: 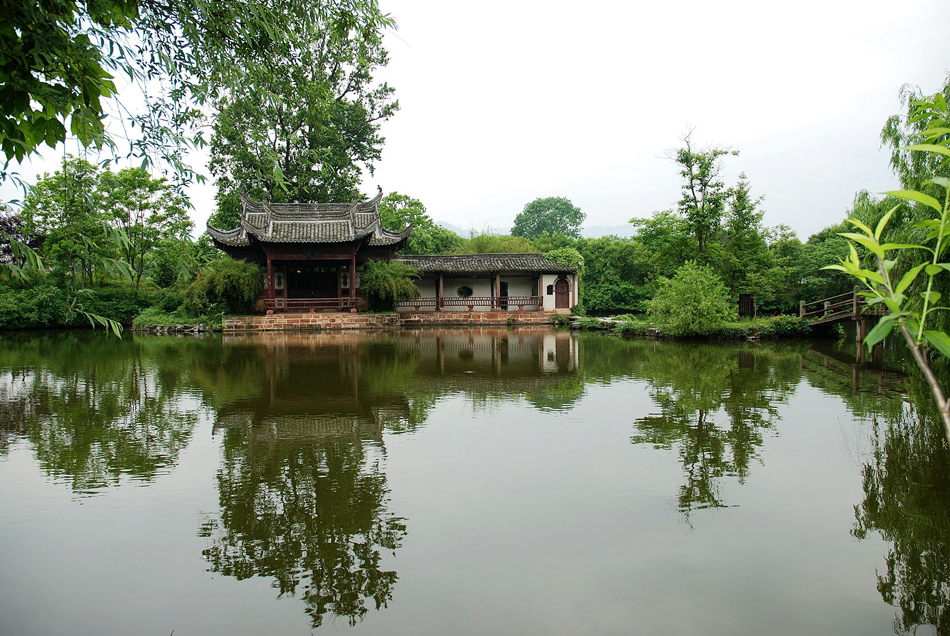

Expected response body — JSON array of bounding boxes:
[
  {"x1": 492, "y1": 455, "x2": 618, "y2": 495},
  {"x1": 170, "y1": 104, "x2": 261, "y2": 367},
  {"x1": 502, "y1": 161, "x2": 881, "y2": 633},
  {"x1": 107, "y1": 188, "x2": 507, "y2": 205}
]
[
  {"x1": 395, "y1": 253, "x2": 577, "y2": 274},
  {"x1": 207, "y1": 188, "x2": 409, "y2": 247}
]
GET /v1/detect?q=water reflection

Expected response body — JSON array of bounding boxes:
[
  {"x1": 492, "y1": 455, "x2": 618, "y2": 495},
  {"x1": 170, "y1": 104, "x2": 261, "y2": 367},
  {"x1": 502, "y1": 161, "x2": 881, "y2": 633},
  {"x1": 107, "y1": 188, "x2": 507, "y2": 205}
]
[
  {"x1": 0, "y1": 332, "x2": 201, "y2": 494},
  {"x1": 3, "y1": 328, "x2": 949, "y2": 634},
  {"x1": 852, "y1": 380, "x2": 950, "y2": 635},
  {"x1": 622, "y1": 342, "x2": 801, "y2": 515},
  {"x1": 198, "y1": 327, "x2": 579, "y2": 626}
]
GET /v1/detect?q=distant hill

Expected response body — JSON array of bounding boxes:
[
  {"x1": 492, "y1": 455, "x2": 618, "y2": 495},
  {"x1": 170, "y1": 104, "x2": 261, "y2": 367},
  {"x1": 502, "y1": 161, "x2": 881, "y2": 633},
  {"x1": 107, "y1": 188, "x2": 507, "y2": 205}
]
[{"x1": 435, "y1": 221, "x2": 636, "y2": 240}]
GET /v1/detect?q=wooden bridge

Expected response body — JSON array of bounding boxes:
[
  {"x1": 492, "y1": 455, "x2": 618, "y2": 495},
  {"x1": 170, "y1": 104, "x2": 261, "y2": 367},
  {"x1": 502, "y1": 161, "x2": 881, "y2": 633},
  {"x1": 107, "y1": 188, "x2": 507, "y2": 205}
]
[{"x1": 800, "y1": 286, "x2": 887, "y2": 343}]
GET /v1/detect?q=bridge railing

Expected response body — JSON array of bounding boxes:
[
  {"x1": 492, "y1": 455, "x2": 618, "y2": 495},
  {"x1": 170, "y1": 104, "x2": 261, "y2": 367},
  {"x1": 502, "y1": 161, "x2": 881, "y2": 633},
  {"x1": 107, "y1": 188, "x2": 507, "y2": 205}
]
[{"x1": 800, "y1": 286, "x2": 885, "y2": 324}]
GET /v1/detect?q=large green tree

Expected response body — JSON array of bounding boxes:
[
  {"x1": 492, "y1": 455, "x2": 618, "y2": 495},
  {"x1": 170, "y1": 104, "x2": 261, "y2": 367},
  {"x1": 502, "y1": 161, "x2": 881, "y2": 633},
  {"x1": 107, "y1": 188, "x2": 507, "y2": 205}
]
[
  {"x1": 100, "y1": 167, "x2": 192, "y2": 288},
  {"x1": 673, "y1": 132, "x2": 737, "y2": 258},
  {"x1": 511, "y1": 196, "x2": 586, "y2": 240},
  {"x1": 208, "y1": 5, "x2": 397, "y2": 227}
]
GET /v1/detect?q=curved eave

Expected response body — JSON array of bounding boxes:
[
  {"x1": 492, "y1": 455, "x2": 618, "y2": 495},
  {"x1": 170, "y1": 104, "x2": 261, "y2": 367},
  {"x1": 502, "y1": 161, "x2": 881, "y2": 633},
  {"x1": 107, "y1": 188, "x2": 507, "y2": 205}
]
[
  {"x1": 207, "y1": 224, "x2": 250, "y2": 247},
  {"x1": 369, "y1": 224, "x2": 413, "y2": 246}
]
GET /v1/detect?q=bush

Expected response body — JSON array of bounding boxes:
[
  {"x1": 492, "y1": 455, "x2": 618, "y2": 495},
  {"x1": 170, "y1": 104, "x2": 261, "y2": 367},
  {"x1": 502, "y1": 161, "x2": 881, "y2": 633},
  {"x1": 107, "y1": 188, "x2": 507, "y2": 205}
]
[
  {"x1": 359, "y1": 260, "x2": 420, "y2": 312},
  {"x1": 648, "y1": 262, "x2": 736, "y2": 336},
  {"x1": 132, "y1": 307, "x2": 206, "y2": 328},
  {"x1": 184, "y1": 258, "x2": 262, "y2": 316},
  {"x1": 73, "y1": 287, "x2": 153, "y2": 325},
  {"x1": 0, "y1": 284, "x2": 68, "y2": 329}
]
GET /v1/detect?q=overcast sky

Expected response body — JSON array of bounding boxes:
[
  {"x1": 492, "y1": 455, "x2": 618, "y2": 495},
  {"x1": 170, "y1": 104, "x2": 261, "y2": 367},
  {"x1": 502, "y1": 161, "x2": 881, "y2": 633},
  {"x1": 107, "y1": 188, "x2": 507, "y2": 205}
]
[{"x1": 7, "y1": 0, "x2": 950, "y2": 240}]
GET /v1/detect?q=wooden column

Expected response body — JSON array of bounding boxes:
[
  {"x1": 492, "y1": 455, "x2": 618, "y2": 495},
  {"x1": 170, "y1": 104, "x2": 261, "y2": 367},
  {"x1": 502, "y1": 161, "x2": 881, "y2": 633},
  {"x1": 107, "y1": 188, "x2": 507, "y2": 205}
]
[
  {"x1": 349, "y1": 248, "x2": 357, "y2": 304},
  {"x1": 266, "y1": 254, "x2": 274, "y2": 300},
  {"x1": 494, "y1": 273, "x2": 500, "y2": 310},
  {"x1": 438, "y1": 273, "x2": 444, "y2": 311}
]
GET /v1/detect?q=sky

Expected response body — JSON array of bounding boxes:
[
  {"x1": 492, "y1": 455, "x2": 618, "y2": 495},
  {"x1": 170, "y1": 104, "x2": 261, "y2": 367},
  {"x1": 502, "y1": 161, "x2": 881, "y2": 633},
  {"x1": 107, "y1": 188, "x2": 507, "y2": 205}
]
[{"x1": 6, "y1": 0, "x2": 950, "y2": 240}]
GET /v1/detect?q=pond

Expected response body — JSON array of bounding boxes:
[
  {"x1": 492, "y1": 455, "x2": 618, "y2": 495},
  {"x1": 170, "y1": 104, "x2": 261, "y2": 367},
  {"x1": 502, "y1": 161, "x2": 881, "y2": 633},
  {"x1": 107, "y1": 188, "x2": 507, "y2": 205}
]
[{"x1": 0, "y1": 327, "x2": 948, "y2": 635}]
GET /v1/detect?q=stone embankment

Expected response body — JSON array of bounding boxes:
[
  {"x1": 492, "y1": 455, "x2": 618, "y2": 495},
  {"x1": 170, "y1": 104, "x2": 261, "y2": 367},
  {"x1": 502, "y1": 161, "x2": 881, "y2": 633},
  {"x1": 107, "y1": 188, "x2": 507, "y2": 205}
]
[
  {"x1": 222, "y1": 311, "x2": 555, "y2": 332},
  {"x1": 133, "y1": 323, "x2": 213, "y2": 335}
]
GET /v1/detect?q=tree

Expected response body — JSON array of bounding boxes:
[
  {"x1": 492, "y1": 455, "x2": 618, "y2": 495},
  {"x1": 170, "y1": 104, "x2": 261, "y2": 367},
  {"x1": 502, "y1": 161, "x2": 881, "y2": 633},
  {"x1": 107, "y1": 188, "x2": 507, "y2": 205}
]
[
  {"x1": 648, "y1": 262, "x2": 736, "y2": 336},
  {"x1": 21, "y1": 157, "x2": 109, "y2": 286},
  {"x1": 359, "y1": 260, "x2": 419, "y2": 312},
  {"x1": 378, "y1": 192, "x2": 461, "y2": 255},
  {"x1": 511, "y1": 196, "x2": 586, "y2": 240},
  {"x1": 1, "y1": 0, "x2": 393, "y2": 184},
  {"x1": 99, "y1": 167, "x2": 192, "y2": 288},
  {"x1": 22, "y1": 156, "x2": 190, "y2": 289},
  {"x1": 208, "y1": 4, "x2": 397, "y2": 223},
  {"x1": 672, "y1": 132, "x2": 737, "y2": 258},
  {"x1": 721, "y1": 173, "x2": 769, "y2": 293},
  {"x1": 630, "y1": 210, "x2": 696, "y2": 278}
]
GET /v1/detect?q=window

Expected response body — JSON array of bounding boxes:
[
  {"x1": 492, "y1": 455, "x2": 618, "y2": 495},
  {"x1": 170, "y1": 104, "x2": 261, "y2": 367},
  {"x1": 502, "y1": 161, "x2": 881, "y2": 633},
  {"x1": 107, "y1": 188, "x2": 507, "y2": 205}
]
[
  {"x1": 457, "y1": 285, "x2": 473, "y2": 297},
  {"x1": 546, "y1": 284, "x2": 554, "y2": 295}
]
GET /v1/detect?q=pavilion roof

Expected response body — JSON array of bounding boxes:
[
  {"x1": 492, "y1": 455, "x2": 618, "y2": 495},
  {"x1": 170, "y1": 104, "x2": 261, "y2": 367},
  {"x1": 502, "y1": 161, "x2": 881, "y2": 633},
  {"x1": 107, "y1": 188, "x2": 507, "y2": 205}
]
[
  {"x1": 395, "y1": 253, "x2": 577, "y2": 274},
  {"x1": 207, "y1": 188, "x2": 411, "y2": 248}
]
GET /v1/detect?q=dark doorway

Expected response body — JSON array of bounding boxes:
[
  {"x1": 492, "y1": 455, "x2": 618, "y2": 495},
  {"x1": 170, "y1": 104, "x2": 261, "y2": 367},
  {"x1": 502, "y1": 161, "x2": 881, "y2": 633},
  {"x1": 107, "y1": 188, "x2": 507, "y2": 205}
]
[
  {"x1": 287, "y1": 267, "x2": 338, "y2": 298},
  {"x1": 500, "y1": 281, "x2": 509, "y2": 310},
  {"x1": 555, "y1": 278, "x2": 570, "y2": 309}
]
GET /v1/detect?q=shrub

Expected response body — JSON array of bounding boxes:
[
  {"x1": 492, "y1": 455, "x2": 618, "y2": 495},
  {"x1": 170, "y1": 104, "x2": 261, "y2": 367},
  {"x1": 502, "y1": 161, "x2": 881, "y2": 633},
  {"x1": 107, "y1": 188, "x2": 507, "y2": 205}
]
[
  {"x1": 73, "y1": 287, "x2": 153, "y2": 325},
  {"x1": 359, "y1": 260, "x2": 420, "y2": 312},
  {"x1": 184, "y1": 258, "x2": 262, "y2": 315},
  {"x1": 648, "y1": 262, "x2": 736, "y2": 336},
  {"x1": 132, "y1": 307, "x2": 206, "y2": 328},
  {"x1": 0, "y1": 284, "x2": 68, "y2": 329}
]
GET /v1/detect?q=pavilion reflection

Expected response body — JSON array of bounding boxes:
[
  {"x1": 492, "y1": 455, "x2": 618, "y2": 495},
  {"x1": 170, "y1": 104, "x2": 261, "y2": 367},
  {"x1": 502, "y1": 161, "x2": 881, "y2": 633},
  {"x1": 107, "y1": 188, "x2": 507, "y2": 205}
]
[{"x1": 200, "y1": 327, "x2": 579, "y2": 628}]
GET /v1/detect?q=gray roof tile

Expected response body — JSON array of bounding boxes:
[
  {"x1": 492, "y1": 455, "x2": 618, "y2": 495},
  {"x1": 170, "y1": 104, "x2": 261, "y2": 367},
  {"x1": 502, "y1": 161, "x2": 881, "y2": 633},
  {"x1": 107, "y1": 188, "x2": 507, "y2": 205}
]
[{"x1": 395, "y1": 253, "x2": 577, "y2": 274}]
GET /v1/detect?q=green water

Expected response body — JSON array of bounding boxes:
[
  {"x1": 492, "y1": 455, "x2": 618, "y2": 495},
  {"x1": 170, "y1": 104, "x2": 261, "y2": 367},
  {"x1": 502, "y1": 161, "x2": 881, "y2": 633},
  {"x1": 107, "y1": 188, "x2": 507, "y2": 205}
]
[{"x1": 0, "y1": 328, "x2": 947, "y2": 635}]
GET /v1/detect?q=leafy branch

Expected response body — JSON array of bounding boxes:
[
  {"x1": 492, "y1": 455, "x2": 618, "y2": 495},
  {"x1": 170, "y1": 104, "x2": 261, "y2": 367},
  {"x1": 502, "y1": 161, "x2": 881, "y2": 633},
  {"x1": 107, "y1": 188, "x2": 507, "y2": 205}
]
[{"x1": 824, "y1": 96, "x2": 950, "y2": 445}]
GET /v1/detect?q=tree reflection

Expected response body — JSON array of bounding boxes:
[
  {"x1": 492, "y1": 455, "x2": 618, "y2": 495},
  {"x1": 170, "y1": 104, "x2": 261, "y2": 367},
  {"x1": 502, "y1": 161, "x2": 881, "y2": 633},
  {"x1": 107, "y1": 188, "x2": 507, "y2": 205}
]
[
  {"x1": 852, "y1": 396, "x2": 950, "y2": 635},
  {"x1": 630, "y1": 344, "x2": 800, "y2": 515},
  {"x1": 0, "y1": 332, "x2": 200, "y2": 493},
  {"x1": 199, "y1": 422, "x2": 406, "y2": 628}
]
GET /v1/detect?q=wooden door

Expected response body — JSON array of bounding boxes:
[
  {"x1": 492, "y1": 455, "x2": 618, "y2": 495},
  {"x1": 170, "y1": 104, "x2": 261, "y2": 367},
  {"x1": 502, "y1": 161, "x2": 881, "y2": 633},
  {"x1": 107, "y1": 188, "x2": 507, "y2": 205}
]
[{"x1": 554, "y1": 278, "x2": 570, "y2": 309}]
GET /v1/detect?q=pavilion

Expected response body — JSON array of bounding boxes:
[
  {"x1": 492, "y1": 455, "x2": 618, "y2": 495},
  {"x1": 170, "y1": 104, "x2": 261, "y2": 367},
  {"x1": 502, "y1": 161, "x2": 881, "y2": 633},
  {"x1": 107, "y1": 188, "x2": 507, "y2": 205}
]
[{"x1": 208, "y1": 189, "x2": 578, "y2": 314}]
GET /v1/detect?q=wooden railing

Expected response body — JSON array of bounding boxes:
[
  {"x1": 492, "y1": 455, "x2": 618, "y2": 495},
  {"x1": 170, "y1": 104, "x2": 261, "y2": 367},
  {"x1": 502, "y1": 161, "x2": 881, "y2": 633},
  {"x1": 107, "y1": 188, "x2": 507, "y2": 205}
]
[
  {"x1": 799, "y1": 286, "x2": 886, "y2": 325},
  {"x1": 396, "y1": 295, "x2": 542, "y2": 312},
  {"x1": 264, "y1": 297, "x2": 360, "y2": 312}
]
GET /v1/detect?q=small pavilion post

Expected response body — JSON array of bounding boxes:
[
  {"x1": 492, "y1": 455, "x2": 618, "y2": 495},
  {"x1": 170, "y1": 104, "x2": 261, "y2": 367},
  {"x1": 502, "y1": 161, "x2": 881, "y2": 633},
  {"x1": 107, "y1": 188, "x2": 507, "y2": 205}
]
[
  {"x1": 437, "y1": 273, "x2": 444, "y2": 311},
  {"x1": 266, "y1": 254, "x2": 274, "y2": 300},
  {"x1": 349, "y1": 248, "x2": 357, "y2": 309}
]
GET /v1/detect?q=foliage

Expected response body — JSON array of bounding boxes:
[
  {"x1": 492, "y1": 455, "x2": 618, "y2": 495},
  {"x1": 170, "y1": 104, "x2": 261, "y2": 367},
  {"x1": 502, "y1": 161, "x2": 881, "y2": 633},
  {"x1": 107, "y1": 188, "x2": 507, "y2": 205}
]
[
  {"x1": 184, "y1": 258, "x2": 262, "y2": 316},
  {"x1": 1, "y1": 0, "x2": 393, "y2": 185},
  {"x1": 648, "y1": 262, "x2": 736, "y2": 336},
  {"x1": 208, "y1": 4, "x2": 397, "y2": 223},
  {"x1": 629, "y1": 210, "x2": 695, "y2": 278},
  {"x1": 379, "y1": 192, "x2": 462, "y2": 255},
  {"x1": 574, "y1": 238, "x2": 652, "y2": 313},
  {"x1": 511, "y1": 196, "x2": 586, "y2": 240},
  {"x1": 825, "y1": 89, "x2": 950, "y2": 446},
  {"x1": 0, "y1": 205, "x2": 43, "y2": 265},
  {"x1": 21, "y1": 156, "x2": 187, "y2": 290},
  {"x1": 358, "y1": 259, "x2": 419, "y2": 312},
  {"x1": 132, "y1": 307, "x2": 205, "y2": 329},
  {"x1": 0, "y1": 285, "x2": 68, "y2": 329},
  {"x1": 99, "y1": 167, "x2": 192, "y2": 288},
  {"x1": 543, "y1": 247, "x2": 584, "y2": 271},
  {"x1": 673, "y1": 131, "x2": 738, "y2": 258},
  {"x1": 454, "y1": 230, "x2": 536, "y2": 254}
]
